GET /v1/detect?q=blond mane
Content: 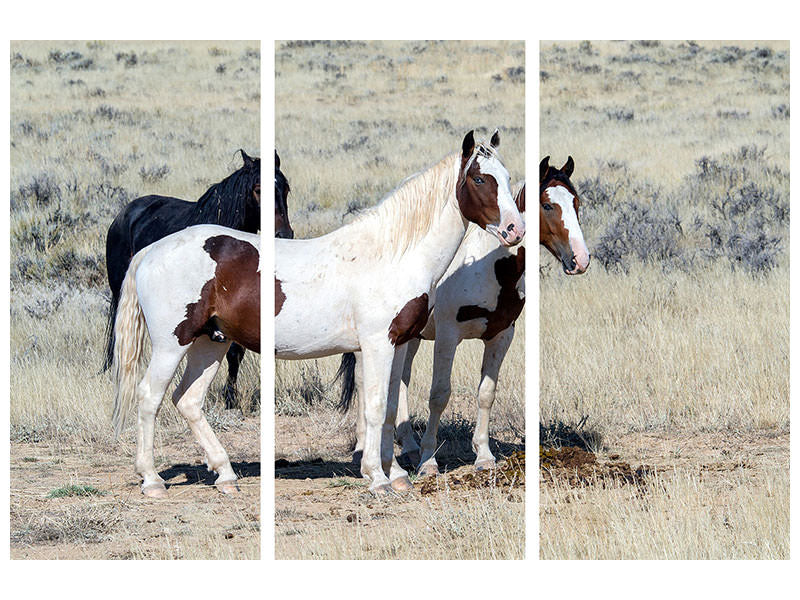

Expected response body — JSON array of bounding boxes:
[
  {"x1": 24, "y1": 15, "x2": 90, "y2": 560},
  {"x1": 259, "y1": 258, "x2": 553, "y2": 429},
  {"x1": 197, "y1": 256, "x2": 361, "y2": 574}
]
[
  {"x1": 347, "y1": 152, "x2": 459, "y2": 259},
  {"x1": 345, "y1": 141, "x2": 500, "y2": 259}
]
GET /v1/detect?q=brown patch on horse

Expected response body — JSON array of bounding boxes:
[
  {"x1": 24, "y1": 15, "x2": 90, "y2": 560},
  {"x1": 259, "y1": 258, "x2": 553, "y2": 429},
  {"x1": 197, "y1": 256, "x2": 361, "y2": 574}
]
[
  {"x1": 173, "y1": 235, "x2": 261, "y2": 353},
  {"x1": 275, "y1": 277, "x2": 286, "y2": 316},
  {"x1": 515, "y1": 184, "x2": 525, "y2": 212},
  {"x1": 457, "y1": 158, "x2": 501, "y2": 230},
  {"x1": 456, "y1": 247, "x2": 525, "y2": 340},
  {"x1": 388, "y1": 293, "x2": 430, "y2": 346}
]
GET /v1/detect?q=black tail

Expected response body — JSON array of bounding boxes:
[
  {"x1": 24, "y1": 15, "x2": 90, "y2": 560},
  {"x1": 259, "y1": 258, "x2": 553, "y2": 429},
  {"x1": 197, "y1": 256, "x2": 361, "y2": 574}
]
[
  {"x1": 334, "y1": 352, "x2": 357, "y2": 412},
  {"x1": 101, "y1": 293, "x2": 119, "y2": 372}
]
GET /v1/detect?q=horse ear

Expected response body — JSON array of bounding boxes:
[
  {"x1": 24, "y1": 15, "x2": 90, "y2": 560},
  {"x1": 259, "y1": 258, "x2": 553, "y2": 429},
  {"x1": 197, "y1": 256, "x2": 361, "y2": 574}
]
[
  {"x1": 539, "y1": 156, "x2": 550, "y2": 182},
  {"x1": 240, "y1": 149, "x2": 253, "y2": 167},
  {"x1": 462, "y1": 130, "x2": 475, "y2": 159},
  {"x1": 275, "y1": 151, "x2": 281, "y2": 170},
  {"x1": 490, "y1": 129, "x2": 500, "y2": 148},
  {"x1": 562, "y1": 156, "x2": 575, "y2": 177}
]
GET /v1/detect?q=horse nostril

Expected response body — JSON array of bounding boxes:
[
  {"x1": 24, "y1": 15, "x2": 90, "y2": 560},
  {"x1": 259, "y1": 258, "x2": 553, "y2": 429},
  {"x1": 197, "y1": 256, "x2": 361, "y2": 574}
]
[
  {"x1": 501, "y1": 230, "x2": 508, "y2": 239},
  {"x1": 507, "y1": 223, "x2": 515, "y2": 231}
]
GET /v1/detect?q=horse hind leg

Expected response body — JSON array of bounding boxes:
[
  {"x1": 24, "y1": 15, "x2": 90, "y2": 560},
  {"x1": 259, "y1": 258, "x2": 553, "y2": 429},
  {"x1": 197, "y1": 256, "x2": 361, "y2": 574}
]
[
  {"x1": 135, "y1": 346, "x2": 186, "y2": 498},
  {"x1": 223, "y1": 343, "x2": 246, "y2": 410},
  {"x1": 473, "y1": 327, "x2": 514, "y2": 471},
  {"x1": 172, "y1": 337, "x2": 238, "y2": 493}
]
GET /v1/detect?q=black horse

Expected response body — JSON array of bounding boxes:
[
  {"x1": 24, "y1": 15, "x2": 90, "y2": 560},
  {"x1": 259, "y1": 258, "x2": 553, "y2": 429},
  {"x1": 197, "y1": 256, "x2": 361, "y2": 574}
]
[
  {"x1": 275, "y1": 151, "x2": 293, "y2": 239},
  {"x1": 103, "y1": 149, "x2": 263, "y2": 409}
]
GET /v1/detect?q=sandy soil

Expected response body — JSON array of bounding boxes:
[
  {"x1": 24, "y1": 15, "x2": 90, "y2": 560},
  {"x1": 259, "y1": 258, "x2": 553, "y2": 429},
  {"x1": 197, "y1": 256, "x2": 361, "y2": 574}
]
[
  {"x1": 274, "y1": 410, "x2": 525, "y2": 560},
  {"x1": 540, "y1": 430, "x2": 789, "y2": 559},
  {"x1": 10, "y1": 417, "x2": 260, "y2": 560}
]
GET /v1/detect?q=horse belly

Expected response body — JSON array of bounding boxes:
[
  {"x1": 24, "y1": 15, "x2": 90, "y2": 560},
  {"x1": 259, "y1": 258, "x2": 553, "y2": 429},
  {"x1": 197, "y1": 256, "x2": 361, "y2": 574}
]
[{"x1": 274, "y1": 279, "x2": 358, "y2": 359}]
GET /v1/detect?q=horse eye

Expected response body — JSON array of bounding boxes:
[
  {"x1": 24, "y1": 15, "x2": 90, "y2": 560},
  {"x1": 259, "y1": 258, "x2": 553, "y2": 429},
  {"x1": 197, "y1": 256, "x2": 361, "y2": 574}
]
[
  {"x1": 543, "y1": 203, "x2": 553, "y2": 211},
  {"x1": 473, "y1": 176, "x2": 484, "y2": 185}
]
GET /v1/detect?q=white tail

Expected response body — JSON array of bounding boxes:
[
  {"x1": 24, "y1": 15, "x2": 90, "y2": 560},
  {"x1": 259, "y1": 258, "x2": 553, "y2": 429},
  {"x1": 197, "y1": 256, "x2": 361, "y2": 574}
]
[{"x1": 111, "y1": 248, "x2": 153, "y2": 438}]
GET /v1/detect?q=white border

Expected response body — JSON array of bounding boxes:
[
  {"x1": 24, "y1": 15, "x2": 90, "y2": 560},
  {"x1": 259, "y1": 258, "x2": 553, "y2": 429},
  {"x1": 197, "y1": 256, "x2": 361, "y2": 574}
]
[{"x1": 1, "y1": 0, "x2": 797, "y2": 597}]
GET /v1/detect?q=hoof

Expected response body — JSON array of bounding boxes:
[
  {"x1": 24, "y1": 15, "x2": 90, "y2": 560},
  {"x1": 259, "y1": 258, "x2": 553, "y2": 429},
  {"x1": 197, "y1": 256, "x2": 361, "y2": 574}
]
[
  {"x1": 142, "y1": 483, "x2": 168, "y2": 499},
  {"x1": 217, "y1": 479, "x2": 240, "y2": 495},
  {"x1": 417, "y1": 463, "x2": 440, "y2": 477},
  {"x1": 475, "y1": 459, "x2": 497, "y2": 471},
  {"x1": 390, "y1": 475, "x2": 414, "y2": 493},
  {"x1": 400, "y1": 450, "x2": 422, "y2": 469},
  {"x1": 369, "y1": 482, "x2": 393, "y2": 496}
]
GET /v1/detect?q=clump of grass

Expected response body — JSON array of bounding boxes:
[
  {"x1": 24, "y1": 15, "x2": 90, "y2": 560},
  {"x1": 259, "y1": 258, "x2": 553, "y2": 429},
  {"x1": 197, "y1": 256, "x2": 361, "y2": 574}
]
[
  {"x1": 12, "y1": 505, "x2": 119, "y2": 545},
  {"x1": 139, "y1": 164, "x2": 170, "y2": 183},
  {"x1": 47, "y1": 484, "x2": 106, "y2": 498}
]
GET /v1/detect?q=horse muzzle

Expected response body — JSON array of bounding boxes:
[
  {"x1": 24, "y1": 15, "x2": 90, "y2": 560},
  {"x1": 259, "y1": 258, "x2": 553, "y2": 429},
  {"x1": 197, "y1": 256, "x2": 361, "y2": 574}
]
[
  {"x1": 563, "y1": 251, "x2": 590, "y2": 275},
  {"x1": 489, "y1": 219, "x2": 525, "y2": 247}
]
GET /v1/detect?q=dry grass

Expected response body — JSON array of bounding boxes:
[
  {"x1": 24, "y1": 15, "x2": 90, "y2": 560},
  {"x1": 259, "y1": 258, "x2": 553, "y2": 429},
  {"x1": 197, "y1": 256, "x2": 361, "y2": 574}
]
[
  {"x1": 275, "y1": 40, "x2": 525, "y2": 559},
  {"x1": 539, "y1": 40, "x2": 789, "y2": 560},
  {"x1": 10, "y1": 40, "x2": 261, "y2": 559},
  {"x1": 276, "y1": 484, "x2": 523, "y2": 560}
]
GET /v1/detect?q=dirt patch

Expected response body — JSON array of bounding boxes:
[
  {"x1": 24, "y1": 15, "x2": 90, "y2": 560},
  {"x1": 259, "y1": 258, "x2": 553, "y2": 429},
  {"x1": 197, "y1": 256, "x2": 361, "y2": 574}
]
[
  {"x1": 10, "y1": 417, "x2": 260, "y2": 560},
  {"x1": 540, "y1": 445, "x2": 654, "y2": 488},
  {"x1": 419, "y1": 450, "x2": 525, "y2": 495},
  {"x1": 540, "y1": 431, "x2": 787, "y2": 490}
]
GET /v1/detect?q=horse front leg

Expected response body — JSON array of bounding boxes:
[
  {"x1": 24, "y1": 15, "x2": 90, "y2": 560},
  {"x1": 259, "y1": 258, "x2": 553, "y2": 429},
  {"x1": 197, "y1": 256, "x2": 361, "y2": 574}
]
[
  {"x1": 172, "y1": 338, "x2": 238, "y2": 493},
  {"x1": 386, "y1": 343, "x2": 412, "y2": 491},
  {"x1": 395, "y1": 337, "x2": 421, "y2": 467},
  {"x1": 352, "y1": 351, "x2": 365, "y2": 466},
  {"x1": 358, "y1": 336, "x2": 400, "y2": 494},
  {"x1": 473, "y1": 327, "x2": 514, "y2": 470}
]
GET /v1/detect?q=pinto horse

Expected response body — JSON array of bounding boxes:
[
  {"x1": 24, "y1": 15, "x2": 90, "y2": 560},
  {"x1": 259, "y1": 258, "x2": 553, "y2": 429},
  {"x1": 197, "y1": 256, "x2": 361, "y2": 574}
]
[
  {"x1": 276, "y1": 130, "x2": 524, "y2": 494},
  {"x1": 112, "y1": 224, "x2": 260, "y2": 497},
  {"x1": 104, "y1": 150, "x2": 263, "y2": 409},
  {"x1": 339, "y1": 182, "x2": 526, "y2": 473},
  {"x1": 539, "y1": 156, "x2": 589, "y2": 274}
]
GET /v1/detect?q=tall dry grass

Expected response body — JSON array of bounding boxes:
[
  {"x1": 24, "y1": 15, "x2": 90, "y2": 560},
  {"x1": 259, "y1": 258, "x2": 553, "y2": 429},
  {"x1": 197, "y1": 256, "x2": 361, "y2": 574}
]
[
  {"x1": 10, "y1": 41, "x2": 261, "y2": 444},
  {"x1": 10, "y1": 41, "x2": 261, "y2": 560},
  {"x1": 539, "y1": 40, "x2": 788, "y2": 560}
]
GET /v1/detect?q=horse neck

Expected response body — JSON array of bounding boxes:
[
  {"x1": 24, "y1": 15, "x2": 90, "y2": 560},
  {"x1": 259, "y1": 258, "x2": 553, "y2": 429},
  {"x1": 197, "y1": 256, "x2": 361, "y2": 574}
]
[{"x1": 194, "y1": 169, "x2": 254, "y2": 229}]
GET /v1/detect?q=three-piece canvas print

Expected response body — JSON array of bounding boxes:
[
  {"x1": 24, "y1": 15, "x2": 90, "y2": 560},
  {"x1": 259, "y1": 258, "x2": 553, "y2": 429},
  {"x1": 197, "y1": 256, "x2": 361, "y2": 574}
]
[{"x1": 8, "y1": 40, "x2": 789, "y2": 561}]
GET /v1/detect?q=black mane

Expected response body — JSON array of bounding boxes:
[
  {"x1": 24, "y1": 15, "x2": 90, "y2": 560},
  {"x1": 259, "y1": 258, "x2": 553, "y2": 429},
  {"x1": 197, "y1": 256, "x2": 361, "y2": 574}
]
[
  {"x1": 194, "y1": 152, "x2": 260, "y2": 228},
  {"x1": 540, "y1": 167, "x2": 578, "y2": 197}
]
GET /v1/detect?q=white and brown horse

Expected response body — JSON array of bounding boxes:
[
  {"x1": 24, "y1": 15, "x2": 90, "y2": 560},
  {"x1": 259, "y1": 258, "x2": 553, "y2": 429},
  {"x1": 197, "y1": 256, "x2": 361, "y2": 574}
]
[
  {"x1": 275, "y1": 130, "x2": 524, "y2": 494},
  {"x1": 112, "y1": 224, "x2": 260, "y2": 497},
  {"x1": 341, "y1": 182, "x2": 526, "y2": 474},
  {"x1": 539, "y1": 156, "x2": 589, "y2": 274}
]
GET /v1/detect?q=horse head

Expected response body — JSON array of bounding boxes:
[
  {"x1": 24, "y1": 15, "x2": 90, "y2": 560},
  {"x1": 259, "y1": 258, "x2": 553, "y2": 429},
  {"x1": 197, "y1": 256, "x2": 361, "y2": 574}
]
[
  {"x1": 539, "y1": 156, "x2": 589, "y2": 274},
  {"x1": 274, "y1": 151, "x2": 294, "y2": 239},
  {"x1": 456, "y1": 130, "x2": 525, "y2": 247}
]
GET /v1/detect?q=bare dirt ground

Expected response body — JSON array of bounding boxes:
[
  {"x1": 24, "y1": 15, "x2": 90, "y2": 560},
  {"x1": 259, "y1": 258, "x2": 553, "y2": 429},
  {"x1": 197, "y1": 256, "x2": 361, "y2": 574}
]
[
  {"x1": 274, "y1": 403, "x2": 525, "y2": 560},
  {"x1": 10, "y1": 417, "x2": 260, "y2": 560},
  {"x1": 540, "y1": 430, "x2": 789, "y2": 559}
]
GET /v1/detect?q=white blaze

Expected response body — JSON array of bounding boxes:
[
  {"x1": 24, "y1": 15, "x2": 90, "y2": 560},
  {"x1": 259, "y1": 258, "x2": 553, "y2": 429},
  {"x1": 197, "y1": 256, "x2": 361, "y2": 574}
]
[{"x1": 545, "y1": 185, "x2": 589, "y2": 270}]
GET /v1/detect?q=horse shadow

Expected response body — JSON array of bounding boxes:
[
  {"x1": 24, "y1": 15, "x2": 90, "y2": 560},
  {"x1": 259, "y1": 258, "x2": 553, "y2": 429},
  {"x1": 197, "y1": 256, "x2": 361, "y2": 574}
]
[
  {"x1": 158, "y1": 461, "x2": 261, "y2": 488},
  {"x1": 275, "y1": 435, "x2": 524, "y2": 481}
]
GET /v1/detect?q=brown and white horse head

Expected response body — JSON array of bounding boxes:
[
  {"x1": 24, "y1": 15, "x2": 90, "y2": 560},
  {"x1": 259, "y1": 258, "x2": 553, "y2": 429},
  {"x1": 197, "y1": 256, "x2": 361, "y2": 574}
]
[
  {"x1": 457, "y1": 130, "x2": 525, "y2": 247},
  {"x1": 539, "y1": 155, "x2": 589, "y2": 275},
  {"x1": 274, "y1": 151, "x2": 294, "y2": 239}
]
